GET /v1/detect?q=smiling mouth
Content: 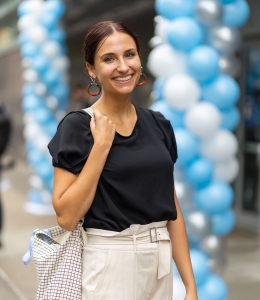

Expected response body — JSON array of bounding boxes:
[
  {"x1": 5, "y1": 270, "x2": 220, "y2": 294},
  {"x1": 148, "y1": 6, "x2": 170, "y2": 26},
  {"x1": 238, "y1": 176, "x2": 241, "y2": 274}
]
[{"x1": 113, "y1": 74, "x2": 133, "y2": 83}]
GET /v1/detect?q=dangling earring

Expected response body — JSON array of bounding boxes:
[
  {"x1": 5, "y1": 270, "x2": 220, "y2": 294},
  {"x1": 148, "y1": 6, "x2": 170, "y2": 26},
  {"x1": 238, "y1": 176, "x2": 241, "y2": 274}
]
[
  {"x1": 87, "y1": 77, "x2": 101, "y2": 96},
  {"x1": 136, "y1": 67, "x2": 146, "y2": 86}
]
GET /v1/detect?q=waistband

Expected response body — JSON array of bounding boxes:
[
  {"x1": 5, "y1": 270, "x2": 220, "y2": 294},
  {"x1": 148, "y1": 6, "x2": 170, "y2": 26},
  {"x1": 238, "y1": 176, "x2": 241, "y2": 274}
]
[{"x1": 83, "y1": 220, "x2": 171, "y2": 279}]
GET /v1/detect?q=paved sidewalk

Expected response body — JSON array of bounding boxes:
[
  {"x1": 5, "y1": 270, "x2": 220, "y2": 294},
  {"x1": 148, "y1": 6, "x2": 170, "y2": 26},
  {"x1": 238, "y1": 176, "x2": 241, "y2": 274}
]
[
  {"x1": 0, "y1": 157, "x2": 56, "y2": 300},
  {"x1": 0, "y1": 156, "x2": 259, "y2": 300}
]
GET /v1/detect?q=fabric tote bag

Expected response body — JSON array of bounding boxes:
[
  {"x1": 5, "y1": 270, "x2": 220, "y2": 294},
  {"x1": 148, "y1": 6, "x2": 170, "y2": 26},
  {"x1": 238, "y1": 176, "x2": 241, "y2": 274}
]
[{"x1": 23, "y1": 221, "x2": 85, "y2": 300}]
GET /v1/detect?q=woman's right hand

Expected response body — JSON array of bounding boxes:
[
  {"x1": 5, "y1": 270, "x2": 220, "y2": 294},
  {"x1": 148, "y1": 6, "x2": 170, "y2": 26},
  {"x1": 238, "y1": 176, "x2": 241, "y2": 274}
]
[{"x1": 90, "y1": 109, "x2": 116, "y2": 149}]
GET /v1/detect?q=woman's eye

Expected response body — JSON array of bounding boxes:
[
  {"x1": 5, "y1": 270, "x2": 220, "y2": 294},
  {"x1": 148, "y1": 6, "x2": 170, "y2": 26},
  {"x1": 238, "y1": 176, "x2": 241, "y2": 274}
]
[
  {"x1": 104, "y1": 57, "x2": 114, "y2": 62},
  {"x1": 126, "y1": 52, "x2": 135, "y2": 58}
]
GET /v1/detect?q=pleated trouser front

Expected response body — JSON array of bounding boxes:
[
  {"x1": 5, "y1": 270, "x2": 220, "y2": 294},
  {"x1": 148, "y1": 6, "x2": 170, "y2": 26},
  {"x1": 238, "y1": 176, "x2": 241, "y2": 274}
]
[{"x1": 82, "y1": 220, "x2": 173, "y2": 300}]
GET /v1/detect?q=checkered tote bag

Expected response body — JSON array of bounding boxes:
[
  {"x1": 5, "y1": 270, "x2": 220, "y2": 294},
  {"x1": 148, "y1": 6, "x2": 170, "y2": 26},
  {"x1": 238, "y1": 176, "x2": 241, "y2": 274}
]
[{"x1": 23, "y1": 222, "x2": 85, "y2": 300}]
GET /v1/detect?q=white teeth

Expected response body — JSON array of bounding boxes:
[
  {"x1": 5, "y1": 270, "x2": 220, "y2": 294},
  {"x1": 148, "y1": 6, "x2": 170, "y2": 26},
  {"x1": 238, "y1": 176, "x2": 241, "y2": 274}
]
[{"x1": 114, "y1": 75, "x2": 132, "y2": 81}]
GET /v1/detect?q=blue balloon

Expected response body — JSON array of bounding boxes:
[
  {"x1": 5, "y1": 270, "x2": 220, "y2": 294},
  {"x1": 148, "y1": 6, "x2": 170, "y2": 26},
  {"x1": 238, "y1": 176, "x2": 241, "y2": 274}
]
[
  {"x1": 155, "y1": 0, "x2": 196, "y2": 20},
  {"x1": 221, "y1": 0, "x2": 236, "y2": 3},
  {"x1": 34, "y1": 107, "x2": 53, "y2": 125},
  {"x1": 187, "y1": 46, "x2": 220, "y2": 82},
  {"x1": 40, "y1": 13, "x2": 59, "y2": 30},
  {"x1": 195, "y1": 180, "x2": 234, "y2": 215},
  {"x1": 35, "y1": 161, "x2": 53, "y2": 181},
  {"x1": 45, "y1": 0, "x2": 65, "y2": 18},
  {"x1": 45, "y1": 120, "x2": 58, "y2": 137},
  {"x1": 153, "y1": 78, "x2": 166, "y2": 100},
  {"x1": 32, "y1": 55, "x2": 49, "y2": 74},
  {"x1": 202, "y1": 74, "x2": 240, "y2": 110},
  {"x1": 198, "y1": 274, "x2": 228, "y2": 300},
  {"x1": 174, "y1": 129, "x2": 199, "y2": 165},
  {"x1": 186, "y1": 157, "x2": 213, "y2": 186},
  {"x1": 20, "y1": 42, "x2": 39, "y2": 58},
  {"x1": 42, "y1": 69, "x2": 60, "y2": 87},
  {"x1": 28, "y1": 189, "x2": 42, "y2": 204},
  {"x1": 220, "y1": 106, "x2": 240, "y2": 131},
  {"x1": 17, "y1": 1, "x2": 30, "y2": 17},
  {"x1": 150, "y1": 100, "x2": 184, "y2": 128},
  {"x1": 48, "y1": 28, "x2": 66, "y2": 43},
  {"x1": 27, "y1": 149, "x2": 44, "y2": 166},
  {"x1": 167, "y1": 17, "x2": 203, "y2": 52},
  {"x1": 22, "y1": 84, "x2": 35, "y2": 97},
  {"x1": 51, "y1": 84, "x2": 70, "y2": 101},
  {"x1": 18, "y1": 32, "x2": 29, "y2": 45},
  {"x1": 22, "y1": 95, "x2": 43, "y2": 111},
  {"x1": 222, "y1": 0, "x2": 250, "y2": 28},
  {"x1": 190, "y1": 249, "x2": 210, "y2": 285},
  {"x1": 212, "y1": 209, "x2": 235, "y2": 236}
]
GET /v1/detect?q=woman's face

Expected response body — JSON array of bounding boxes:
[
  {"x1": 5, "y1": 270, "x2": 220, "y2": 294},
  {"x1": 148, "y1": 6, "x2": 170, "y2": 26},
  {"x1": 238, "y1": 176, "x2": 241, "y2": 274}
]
[{"x1": 86, "y1": 31, "x2": 141, "y2": 96}]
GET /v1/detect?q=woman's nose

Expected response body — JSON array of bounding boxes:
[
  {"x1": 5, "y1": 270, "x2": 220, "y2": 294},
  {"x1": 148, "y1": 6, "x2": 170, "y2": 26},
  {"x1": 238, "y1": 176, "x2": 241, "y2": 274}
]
[{"x1": 117, "y1": 58, "x2": 129, "y2": 73}]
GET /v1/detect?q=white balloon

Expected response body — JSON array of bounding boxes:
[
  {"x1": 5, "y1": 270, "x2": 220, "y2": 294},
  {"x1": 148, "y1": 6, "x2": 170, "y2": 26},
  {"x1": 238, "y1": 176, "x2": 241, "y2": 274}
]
[
  {"x1": 147, "y1": 44, "x2": 187, "y2": 78},
  {"x1": 23, "y1": 123, "x2": 42, "y2": 140},
  {"x1": 34, "y1": 82, "x2": 47, "y2": 96},
  {"x1": 35, "y1": 135, "x2": 51, "y2": 152},
  {"x1": 52, "y1": 55, "x2": 70, "y2": 71},
  {"x1": 22, "y1": 69, "x2": 38, "y2": 82},
  {"x1": 55, "y1": 110, "x2": 66, "y2": 121},
  {"x1": 42, "y1": 41, "x2": 61, "y2": 58},
  {"x1": 155, "y1": 18, "x2": 171, "y2": 43},
  {"x1": 164, "y1": 74, "x2": 200, "y2": 110},
  {"x1": 200, "y1": 129, "x2": 238, "y2": 162},
  {"x1": 185, "y1": 102, "x2": 221, "y2": 138},
  {"x1": 27, "y1": 26, "x2": 47, "y2": 44},
  {"x1": 29, "y1": 175, "x2": 44, "y2": 190},
  {"x1": 40, "y1": 190, "x2": 52, "y2": 204},
  {"x1": 17, "y1": 15, "x2": 38, "y2": 31},
  {"x1": 173, "y1": 276, "x2": 186, "y2": 300},
  {"x1": 21, "y1": 57, "x2": 32, "y2": 69},
  {"x1": 25, "y1": 0, "x2": 44, "y2": 17},
  {"x1": 214, "y1": 157, "x2": 239, "y2": 183},
  {"x1": 46, "y1": 96, "x2": 59, "y2": 109},
  {"x1": 23, "y1": 112, "x2": 35, "y2": 124}
]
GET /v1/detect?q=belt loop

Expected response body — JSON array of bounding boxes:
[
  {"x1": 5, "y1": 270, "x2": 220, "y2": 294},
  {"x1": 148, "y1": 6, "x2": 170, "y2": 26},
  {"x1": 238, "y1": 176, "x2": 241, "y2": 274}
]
[{"x1": 81, "y1": 227, "x2": 88, "y2": 245}]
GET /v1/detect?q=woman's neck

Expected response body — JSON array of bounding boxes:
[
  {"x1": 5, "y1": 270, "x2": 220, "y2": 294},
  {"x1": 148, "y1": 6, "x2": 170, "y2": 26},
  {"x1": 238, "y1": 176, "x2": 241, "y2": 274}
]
[{"x1": 93, "y1": 93, "x2": 134, "y2": 118}]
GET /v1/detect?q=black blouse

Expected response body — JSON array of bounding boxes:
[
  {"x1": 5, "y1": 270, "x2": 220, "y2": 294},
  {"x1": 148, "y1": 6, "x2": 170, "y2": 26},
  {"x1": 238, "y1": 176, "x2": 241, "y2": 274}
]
[{"x1": 47, "y1": 104, "x2": 178, "y2": 232}]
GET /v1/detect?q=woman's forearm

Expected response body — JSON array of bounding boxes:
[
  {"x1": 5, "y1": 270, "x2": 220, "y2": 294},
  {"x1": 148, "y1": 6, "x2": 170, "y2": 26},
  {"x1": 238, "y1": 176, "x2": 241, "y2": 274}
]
[
  {"x1": 54, "y1": 142, "x2": 110, "y2": 230},
  {"x1": 167, "y1": 189, "x2": 197, "y2": 293}
]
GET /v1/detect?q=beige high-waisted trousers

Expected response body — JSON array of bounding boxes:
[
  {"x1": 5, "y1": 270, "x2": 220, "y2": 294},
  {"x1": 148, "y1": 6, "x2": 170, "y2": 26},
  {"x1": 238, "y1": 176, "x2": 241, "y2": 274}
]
[{"x1": 82, "y1": 220, "x2": 173, "y2": 300}]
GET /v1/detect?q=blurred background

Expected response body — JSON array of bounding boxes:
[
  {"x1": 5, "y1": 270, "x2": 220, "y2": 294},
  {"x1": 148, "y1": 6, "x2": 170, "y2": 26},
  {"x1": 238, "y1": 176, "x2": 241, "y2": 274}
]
[{"x1": 0, "y1": 0, "x2": 259, "y2": 299}]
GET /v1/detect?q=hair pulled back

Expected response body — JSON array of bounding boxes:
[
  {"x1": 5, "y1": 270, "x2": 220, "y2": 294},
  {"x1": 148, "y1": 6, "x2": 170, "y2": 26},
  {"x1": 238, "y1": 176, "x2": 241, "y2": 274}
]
[{"x1": 83, "y1": 21, "x2": 140, "y2": 66}]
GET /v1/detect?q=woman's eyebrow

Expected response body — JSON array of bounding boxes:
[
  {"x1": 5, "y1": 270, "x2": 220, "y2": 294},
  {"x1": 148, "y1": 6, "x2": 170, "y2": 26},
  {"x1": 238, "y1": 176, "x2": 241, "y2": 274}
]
[{"x1": 100, "y1": 48, "x2": 137, "y2": 58}]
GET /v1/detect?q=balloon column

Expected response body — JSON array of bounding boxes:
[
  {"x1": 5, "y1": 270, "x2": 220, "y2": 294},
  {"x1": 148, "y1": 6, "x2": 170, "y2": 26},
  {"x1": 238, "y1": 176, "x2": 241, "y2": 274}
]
[
  {"x1": 17, "y1": 0, "x2": 70, "y2": 215},
  {"x1": 148, "y1": 0, "x2": 250, "y2": 299}
]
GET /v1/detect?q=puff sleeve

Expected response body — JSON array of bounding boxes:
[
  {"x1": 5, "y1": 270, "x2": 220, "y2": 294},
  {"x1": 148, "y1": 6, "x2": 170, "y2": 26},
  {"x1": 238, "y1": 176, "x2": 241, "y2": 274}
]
[
  {"x1": 47, "y1": 111, "x2": 93, "y2": 174},
  {"x1": 149, "y1": 109, "x2": 178, "y2": 164}
]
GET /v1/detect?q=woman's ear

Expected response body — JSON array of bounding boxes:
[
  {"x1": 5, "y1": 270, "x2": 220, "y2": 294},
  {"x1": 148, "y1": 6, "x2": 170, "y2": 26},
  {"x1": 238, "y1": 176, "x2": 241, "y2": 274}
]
[{"x1": 86, "y1": 62, "x2": 96, "y2": 79}]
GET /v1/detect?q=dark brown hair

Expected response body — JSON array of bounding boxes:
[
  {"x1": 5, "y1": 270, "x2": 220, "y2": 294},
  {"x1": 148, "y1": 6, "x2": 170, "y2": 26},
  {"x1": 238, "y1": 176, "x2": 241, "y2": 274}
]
[{"x1": 83, "y1": 21, "x2": 140, "y2": 65}]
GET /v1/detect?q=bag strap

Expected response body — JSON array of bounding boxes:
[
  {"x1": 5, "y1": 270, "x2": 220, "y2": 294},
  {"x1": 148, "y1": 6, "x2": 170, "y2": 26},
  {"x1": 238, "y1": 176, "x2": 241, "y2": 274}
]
[{"x1": 82, "y1": 107, "x2": 94, "y2": 118}]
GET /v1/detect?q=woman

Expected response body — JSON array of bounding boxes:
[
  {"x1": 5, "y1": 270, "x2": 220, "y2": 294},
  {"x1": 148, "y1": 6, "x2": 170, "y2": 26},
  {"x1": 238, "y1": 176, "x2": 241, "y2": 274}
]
[{"x1": 48, "y1": 21, "x2": 198, "y2": 300}]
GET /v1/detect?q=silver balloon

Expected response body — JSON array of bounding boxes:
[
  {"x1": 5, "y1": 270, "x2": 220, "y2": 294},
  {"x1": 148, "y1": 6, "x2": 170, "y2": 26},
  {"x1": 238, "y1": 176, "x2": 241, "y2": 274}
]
[
  {"x1": 199, "y1": 235, "x2": 226, "y2": 257},
  {"x1": 208, "y1": 254, "x2": 226, "y2": 275},
  {"x1": 208, "y1": 25, "x2": 242, "y2": 54},
  {"x1": 195, "y1": 0, "x2": 223, "y2": 26},
  {"x1": 175, "y1": 181, "x2": 194, "y2": 210},
  {"x1": 185, "y1": 210, "x2": 212, "y2": 243},
  {"x1": 219, "y1": 54, "x2": 241, "y2": 78}
]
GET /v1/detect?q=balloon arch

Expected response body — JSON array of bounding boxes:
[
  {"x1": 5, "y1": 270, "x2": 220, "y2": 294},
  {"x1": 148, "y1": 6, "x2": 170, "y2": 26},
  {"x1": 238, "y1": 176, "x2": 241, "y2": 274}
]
[
  {"x1": 17, "y1": 0, "x2": 70, "y2": 215},
  {"x1": 148, "y1": 0, "x2": 250, "y2": 299}
]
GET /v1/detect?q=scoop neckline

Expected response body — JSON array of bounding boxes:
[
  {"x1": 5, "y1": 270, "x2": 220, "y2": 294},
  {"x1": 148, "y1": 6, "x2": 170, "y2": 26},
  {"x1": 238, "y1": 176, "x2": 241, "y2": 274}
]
[
  {"x1": 84, "y1": 103, "x2": 139, "y2": 139},
  {"x1": 115, "y1": 103, "x2": 139, "y2": 138}
]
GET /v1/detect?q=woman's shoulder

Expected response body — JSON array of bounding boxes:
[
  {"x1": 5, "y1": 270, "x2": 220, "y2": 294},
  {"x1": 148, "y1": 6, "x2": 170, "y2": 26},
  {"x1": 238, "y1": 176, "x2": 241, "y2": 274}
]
[
  {"x1": 57, "y1": 109, "x2": 91, "y2": 130},
  {"x1": 136, "y1": 105, "x2": 171, "y2": 127}
]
